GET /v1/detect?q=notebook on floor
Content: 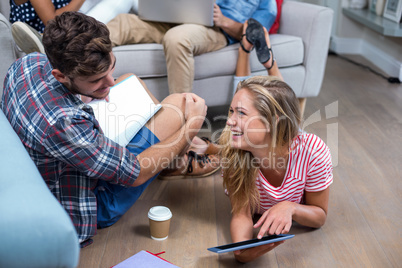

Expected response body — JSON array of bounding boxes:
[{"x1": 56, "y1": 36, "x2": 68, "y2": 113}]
[
  {"x1": 138, "y1": 0, "x2": 215, "y2": 26},
  {"x1": 112, "y1": 250, "x2": 180, "y2": 268}
]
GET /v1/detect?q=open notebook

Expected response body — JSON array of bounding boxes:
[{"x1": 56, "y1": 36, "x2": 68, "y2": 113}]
[{"x1": 88, "y1": 75, "x2": 162, "y2": 147}]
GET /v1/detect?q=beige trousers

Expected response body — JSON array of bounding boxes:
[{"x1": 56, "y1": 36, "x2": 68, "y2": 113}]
[{"x1": 107, "y1": 14, "x2": 228, "y2": 93}]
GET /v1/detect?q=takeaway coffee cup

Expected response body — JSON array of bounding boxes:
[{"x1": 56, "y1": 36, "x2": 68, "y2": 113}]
[{"x1": 148, "y1": 206, "x2": 172, "y2": 240}]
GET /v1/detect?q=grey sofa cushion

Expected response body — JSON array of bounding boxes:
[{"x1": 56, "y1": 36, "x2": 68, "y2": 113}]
[
  {"x1": 113, "y1": 44, "x2": 167, "y2": 78},
  {"x1": 0, "y1": 110, "x2": 80, "y2": 268}
]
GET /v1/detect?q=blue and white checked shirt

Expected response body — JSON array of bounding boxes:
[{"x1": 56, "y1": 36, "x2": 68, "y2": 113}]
[{"x1": 1, "y1": 53, "x2": 140, "y2": 244}]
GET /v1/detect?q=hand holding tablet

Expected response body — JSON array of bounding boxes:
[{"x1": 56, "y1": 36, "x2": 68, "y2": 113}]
[{"x1": 207, "y1": 234, "x2": 294, "y2": 253}]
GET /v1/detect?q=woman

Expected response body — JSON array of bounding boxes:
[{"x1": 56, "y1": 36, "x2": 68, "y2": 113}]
[{"x1": 219, "y1": 20, "x2": 333, "y2": 263}]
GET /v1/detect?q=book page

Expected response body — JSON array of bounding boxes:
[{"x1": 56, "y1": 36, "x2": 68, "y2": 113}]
[{"x1": 88, "y1": 75, "x2": 162, "y2": 147}]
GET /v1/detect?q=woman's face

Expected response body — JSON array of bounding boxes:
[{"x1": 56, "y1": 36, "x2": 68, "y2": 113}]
[{"x1": 226, "y1": 88, "x2": 270, "y2": 152}]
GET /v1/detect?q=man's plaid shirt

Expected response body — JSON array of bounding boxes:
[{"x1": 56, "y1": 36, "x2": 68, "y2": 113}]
[{"x1": 1, "y1": 53, "x2": 140, "y2": 244}]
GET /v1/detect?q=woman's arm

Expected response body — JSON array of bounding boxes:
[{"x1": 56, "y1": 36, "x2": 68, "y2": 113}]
[
  {"x1": 30, "y1": 0, "x2": 86, "y2": 26},
  {"x1": 254, "y1": 188, "x2": 330, "y2": 238},
  {"x1": 230, "y1": 204, "x2": 254, "y2": 244},
  {"x1": 230, "y1": 197, "x2": 283, "y2": 263},
  {"x1": 293, "y1": 188, "x2": 330, "y2": 228}
]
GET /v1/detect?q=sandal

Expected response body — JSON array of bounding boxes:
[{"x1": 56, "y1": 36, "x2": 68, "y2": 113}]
[
  {"x1": 158, "y1": 151, "x2": 220, "y2": 180},
  {"x1": 240, "y1": 34, "x2": 253, "y2": 53},
  {"x1": 245, "y1": 18, "x2": 271, "y2": 64}
]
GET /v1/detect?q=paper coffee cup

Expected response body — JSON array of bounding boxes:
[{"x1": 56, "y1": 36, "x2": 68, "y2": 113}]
[{"x1": 148, "y1": 206, "x2": 172, "y2": 241}]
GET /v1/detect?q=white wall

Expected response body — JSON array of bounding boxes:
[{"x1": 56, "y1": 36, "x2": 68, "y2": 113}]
[{"x1": 292, "y1": 0, "x2": 402, "y2": 80}]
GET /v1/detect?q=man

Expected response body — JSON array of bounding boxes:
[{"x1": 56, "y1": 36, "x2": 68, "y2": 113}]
[
  {"x1": 107, "y1": 0, "x2": 277, "y2": 93},
  {"x1": 1, "y1": 12, "x2": 219, "y2": 247}
]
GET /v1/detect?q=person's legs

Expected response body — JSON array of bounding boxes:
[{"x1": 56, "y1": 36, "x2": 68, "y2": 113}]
[
  {"x1": 95, "y1": 92, "x2": 219, "y2": 224},
  {"x1": 162, "y1": 24, "x2": 227, "y2": 94},
  {"x1": 145, "y1": 94, "x2": 218, "y2": 154},
  {"x1": 106, "y1": 14, "x2": 175, "y2": 47},
  {"x1": 233, "y1": 21, "x2": 283, "y2": 95},
  {"x1": 11, "y1": 22, "x2": 45, "y2": 54},
  {"x1": 145, "y1": 93, "x2": 186, "y2": 143},
  {"x1": 95, "y1": 126, "x2": 160, "y2": 228},
  {"x1": 145, "y1": 93, "x2": 220, "y2": 180},
  {"x1": 232, "y1": 22, "x2": 254, "y2": 95},
  {"x1": 260, "y1": 27, "x2": 282, "y2": 80}
]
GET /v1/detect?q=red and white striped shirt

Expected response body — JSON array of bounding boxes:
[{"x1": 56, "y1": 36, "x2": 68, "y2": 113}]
[{"x1": 256, "y1": 132, "x2": 333, "y2": 213}]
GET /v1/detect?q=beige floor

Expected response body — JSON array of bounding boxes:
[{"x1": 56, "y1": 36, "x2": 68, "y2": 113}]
[{"x1": 78, "y1": 54, "x2": 402, "y2": 268}]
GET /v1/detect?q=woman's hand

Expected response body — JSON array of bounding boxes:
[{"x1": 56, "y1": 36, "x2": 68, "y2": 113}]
[
  {"x1": 254, "y1": 201, "x2": 296, "y2": 238},
  {"x1": 233, "y1": 241, "x2": 284, "y2": 263}
]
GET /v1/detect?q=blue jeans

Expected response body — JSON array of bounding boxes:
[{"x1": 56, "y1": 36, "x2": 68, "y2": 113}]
[{"x1": 95, "y1": 126, "x2": 160, "y2": 228}]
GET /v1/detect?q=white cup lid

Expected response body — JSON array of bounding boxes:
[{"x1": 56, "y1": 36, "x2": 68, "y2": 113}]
[{"x1": 148, "y1": 206, "x2": 172, "y2": 221}]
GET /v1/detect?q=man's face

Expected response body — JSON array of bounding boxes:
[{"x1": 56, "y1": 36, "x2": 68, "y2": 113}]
[{"x1": 67, "y1": 53, "x2": 116, "y2": 100}]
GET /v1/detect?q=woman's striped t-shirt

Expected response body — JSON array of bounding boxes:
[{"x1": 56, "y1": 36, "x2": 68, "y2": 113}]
[{"x1": 256, "y1": 132, "x2": 333, "y2": 213}]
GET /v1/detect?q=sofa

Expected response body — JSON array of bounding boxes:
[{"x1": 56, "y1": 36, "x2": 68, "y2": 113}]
[
  {"x1": 0, "y1": 107, "x2": 80, "y2": 268},
  {"x1": 0, "y1": 7, "x2": 80, "y2": 268},
  {"x1": 0, "y1": 1, "x2": 333, "y2": 267},
  {"x1": 0, "y1": 1, "x2": 334, "y2": 110},
  {"x1": 111, "y1": 1, "x2": 334, "y2": 112}
]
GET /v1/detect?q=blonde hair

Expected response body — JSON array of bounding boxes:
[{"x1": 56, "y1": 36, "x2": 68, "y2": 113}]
[{"x1": 219, "y1": 76, "x2": 302, "y2": 214}]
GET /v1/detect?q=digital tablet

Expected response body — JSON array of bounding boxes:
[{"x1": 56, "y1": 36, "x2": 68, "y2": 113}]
[{"x1": 207, "y1": 234, "x2": 294, "y2": 253}]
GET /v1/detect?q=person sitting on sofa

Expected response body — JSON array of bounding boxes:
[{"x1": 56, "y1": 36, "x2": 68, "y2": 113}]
[
  {"x1": 219, "y1": 20, "x2": 333, "y2": 263},
  {"x1": 1, "y1": 11, "x2": 220, "y2": 247},
  {"x1": 9, "y1": 0, "x2": 137, "y2": 54},
  {"x1": 106, "y1": 0, "x2": 277, "y2": 94}
]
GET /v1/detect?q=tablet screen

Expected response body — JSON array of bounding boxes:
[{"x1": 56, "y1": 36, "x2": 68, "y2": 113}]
[{"x1": 208, "y1": 234, "x2": 294, "y2": 253}]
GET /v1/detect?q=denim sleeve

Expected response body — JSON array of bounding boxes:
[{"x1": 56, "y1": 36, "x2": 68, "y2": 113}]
[
  {"x1": 220, "y1": 0, "x2": 278, "y2": 45},
  {"x1": 251, "y1": 0, "x2": 278, "y2": 30}
]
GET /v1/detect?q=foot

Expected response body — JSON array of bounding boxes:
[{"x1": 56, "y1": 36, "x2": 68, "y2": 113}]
[
  {"x1": 158, "y1": 151, "x2": 220, "y2": 180},
  {"x1": 11, "y1": 22, "x2": 45, "y2": 54},
  {"x1": 239, "y1": 21, "x2": 254, "y2": 53},
  {"x1": 261, "y1": 27, "x2": 274, "y2": 70},
  {"x1": 188, "y1": 136, "x2": 220, "y2": 155},
  {"x1": 245, "y1": 18, "x2": 271, "y2": 64}
]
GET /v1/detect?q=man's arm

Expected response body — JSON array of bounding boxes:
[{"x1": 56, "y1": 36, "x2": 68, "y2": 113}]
[
  {"x1": 213, "y1": 0, "x2": 278, "y2": 41},
  {"x1": 213, "y1": 3, "x2": 243, "y2": 41}
]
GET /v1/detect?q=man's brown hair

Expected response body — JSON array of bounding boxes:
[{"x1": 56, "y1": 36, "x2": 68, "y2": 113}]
[{"x1": 42, "y1": 11, "x2": 112, "y2": 78}]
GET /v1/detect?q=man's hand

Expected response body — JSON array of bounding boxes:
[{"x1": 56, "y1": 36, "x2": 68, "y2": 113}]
[
  {"x1": 213, "y1": 3, "x2": 243, "y2": 40},
  {"x1": 184, "y1": 93, "x2": 207, "y2": 131},
  {"x1": 213, "y1": 3, "x2": 227, "y2": 28}
]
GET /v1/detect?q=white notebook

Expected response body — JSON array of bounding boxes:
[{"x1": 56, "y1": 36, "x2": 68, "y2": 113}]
[{"x1": 88, "y1": 75, "x2": 162, "y2": 147}]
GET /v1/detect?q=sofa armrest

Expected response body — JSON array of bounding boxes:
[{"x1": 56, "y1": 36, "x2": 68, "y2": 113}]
[
  {"x1": 280, "y1": 1, "x2": 333, "y2": 97},
  {"x1": 0, "y1": 110, "x2": 80, "y2": 268}
]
